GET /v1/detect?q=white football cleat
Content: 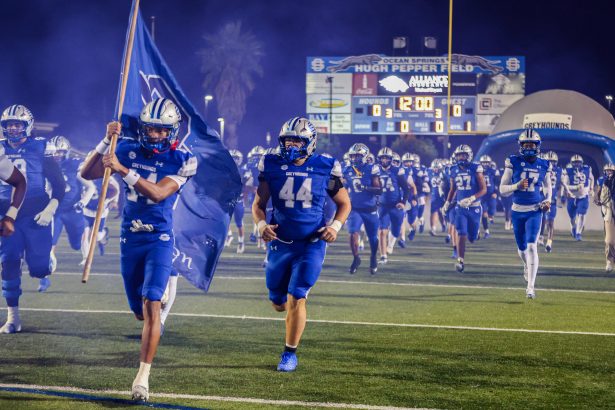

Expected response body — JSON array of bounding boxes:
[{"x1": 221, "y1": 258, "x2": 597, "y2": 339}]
[
  {"x1": 131, "y1": 384, "x2": 149, "y2": 402},
  {"x1": 0, "y1": 321, "x2": 22, "y2": 334},
  {"x1": 386, "y1": 244, "x2": 394, "y2": 255},
  {"x1": 236, "y1": 242, "x2": 245, "y2": 254},
  {"x1": 606, "y1": 261, "x2": 613, "y2": 273},
  {"x1": 526, "y1": 290, "x2": 536, "y2": 299}
]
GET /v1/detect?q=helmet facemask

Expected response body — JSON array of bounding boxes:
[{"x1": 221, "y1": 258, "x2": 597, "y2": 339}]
[
  {"x1": 138, "y1": 124, "x2": 178, "y2": 154},
  {"x1": 279, "y1": 136, "x2": 309, "y2": 163},
  {"x1": 455, "y1": 152, "x2": 470, "y2": 167},
  {"x1": 2, "y1": 120, "x2": 28, "y2": 144},
  {"x1": 519, "y1": 141, "x2": 540, "y2": 159},
  {"x1": 379, "y1": 155, "x2": 392, "y2": 169}
]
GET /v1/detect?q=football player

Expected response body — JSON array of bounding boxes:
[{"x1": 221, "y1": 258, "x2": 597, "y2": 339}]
[
  {"x1": 46, "y1": 136, "x2": 91, "y2": 271},
  {"x1": 479, "y1": 155, "x2": 498, "y2": 239},
  {"x1": 344, "y1": 143, "x2": 382, "y2": 274},
  {"x1": 563, "y1": 154, "x2": 594, "y2": 240},
  {"x1": 80, "y1": 98, "x2": 197, "y2": 401},
  {"x1": 228, "y1": 149, "x2": 246, "y2": 253},
  {"x1": 427, "y1": 159, "x2": 446, "y2": 236},
  {"x1": 252, "y1": 117, "x2": 350, "y2": 372},
  {"x1": 376, "y1": 147, "x2": 412, "y2": 263},
  {"x1": 442, "y1": 156, "x2": 458, "y2": 256},
  {"x1": 499, "y1": 130, "x2": 551, "y2": 299},
  {"x1": 541, "y1": 151, "x2": 563, "y2": 252},
  {"x1": 401, "y1": 153, "x2": 419, "y2": 241},
  {"x1": 594, "y1": 163, "x2": 615, "y2": 272},
  {"x1": 412, "y1": 154, "x2": 429, "y2": 234},
  {"x1": 0, "y1": 105, "x2": 64, "y2": 333},
  {"x1": 246, "y1": 145, "x2": 266, "y2": 246},
  {"x1": 442, "y1": 145, "x2": 486, "y2": 273}
]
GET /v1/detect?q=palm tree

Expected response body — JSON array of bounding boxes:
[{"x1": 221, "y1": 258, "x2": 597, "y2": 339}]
[{"x1": 197, "y1": 21, "x2": 264, "y2": 149}]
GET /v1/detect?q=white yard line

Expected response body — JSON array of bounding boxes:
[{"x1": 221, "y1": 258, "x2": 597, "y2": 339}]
[
  {"x1": 54, "y1": 272, "x2": 615, "y2": 295},
  {"x1": 0, "y1": 383, "x2": 427, "y2": 410},
  {"x1": 8, "y1": 307, "x2": 615, "y2": 337}
]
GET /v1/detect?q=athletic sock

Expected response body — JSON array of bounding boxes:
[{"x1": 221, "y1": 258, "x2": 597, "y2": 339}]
[
  {"x1": 527, "y1": 243, "x2": 539, "y2": 292},
  {"x1": 284, "y1": 345, "x2": 297, "y2": 353}
]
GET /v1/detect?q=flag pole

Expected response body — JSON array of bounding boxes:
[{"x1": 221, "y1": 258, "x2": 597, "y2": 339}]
[{"x1": 82, "y1": 0, "x2": 141, "y2": 283}]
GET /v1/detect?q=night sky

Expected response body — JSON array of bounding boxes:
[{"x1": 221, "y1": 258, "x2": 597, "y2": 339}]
[{"x1": 0, "y1": 0, "x2": 612, "y2": 152}]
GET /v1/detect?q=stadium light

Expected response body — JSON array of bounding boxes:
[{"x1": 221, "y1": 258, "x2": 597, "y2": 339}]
[
  {"x1": 606, "y1": 95, "x2": 613, "y2": 112},
  {"x1": 204, "y1": 95, "x2": 214, "y2": 120},
  {"x1": 217, "y1": 117, "x2": 225, "y2": 141}
]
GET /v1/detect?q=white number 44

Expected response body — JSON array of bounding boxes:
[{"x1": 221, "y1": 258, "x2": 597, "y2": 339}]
[{"x1": 279, "y1": 177, "x2": 313, "y2": 208}]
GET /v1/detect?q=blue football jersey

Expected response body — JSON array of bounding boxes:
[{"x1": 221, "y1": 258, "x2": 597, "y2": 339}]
[
  {"x1": 565, "y1": 165, "x2": 591, "y2": 188},
  {"x1": 344, "y1": 163, "x2": 381, "y2": 209},
  {"x1": 506, "y1": 155, "x2": 551, "y2": 206},
  {"x1": 259, "y1": 153, "x2": 342, "y2": 241},
  {"x1": 413, "y1": 165, "x2": 428, "y2": 196},
  {"x1": 549, "y1": 166, "x2": 563, "y2": 201},
  {"x1": 482, "y1": 166, "x2": 497, "y2": 195},
  {"x1": 450, "y1": 162, "x2": 483, "y2": 202},
  {"x1": 58, "y1": 157, "x2": 83, "y2": 212},
  {"x1": 379, "y1": 165, "x2": 406, "y2": 205},
  {"x1": 428, "y1": 169, "x2": 444, "y2": 199},
  {"x1": 0, "y1": 137, "x2": 50, "y2": 216},
  {"x1": 115, "y1": 139, "x2": 197, "y2": 234}
]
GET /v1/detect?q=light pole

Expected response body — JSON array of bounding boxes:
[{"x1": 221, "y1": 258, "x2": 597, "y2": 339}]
[
  {"x1": 606, "y1": 95, "x2": 613, "y2": 112},
  {"x1": 217, "y1": 117, "x2": 225, "y2": 142},
  {"x1": 265, "y1": 131, "x2": 272, "y2": 146},
  {"x1": 326, "y1": 76, "x2": 334, "y2": 135},
  {"x1": 204, "y1": 95, "x2": 213, "y2": 120}
]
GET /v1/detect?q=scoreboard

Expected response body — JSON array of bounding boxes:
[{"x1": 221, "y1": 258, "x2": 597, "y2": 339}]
[{"x1": 306, "y1": 54, "x2": 525, "y2": 135}]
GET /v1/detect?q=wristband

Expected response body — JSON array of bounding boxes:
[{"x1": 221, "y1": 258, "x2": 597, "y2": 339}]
[
  {"x1": 5, "y1": 206, "x2": 18, "y2": 220},
  {"x1": 257, "y1": 220, "x2": 267, "y2": 233},
  {"x1": 95, "y1": 137, "x2": 111, "y2": 155},
  {"x1": 122, "y1": 170, "x2": 141, "y2": 186},
  {"x1": 469, "y1": 195, "x2": 476, "y2": 203},
  {"x1": 328, "y1": 220, "x2": 343, "y2": 233}
]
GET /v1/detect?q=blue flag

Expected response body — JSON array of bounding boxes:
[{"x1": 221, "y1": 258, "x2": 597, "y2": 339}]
[{"x1": 115, "y1": 1, "x2": 242, "y2": 292}]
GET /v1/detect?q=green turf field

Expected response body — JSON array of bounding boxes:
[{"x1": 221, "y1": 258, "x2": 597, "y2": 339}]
[{"x1": 1, "y1": 216, "x2": 615, "y2": 409}]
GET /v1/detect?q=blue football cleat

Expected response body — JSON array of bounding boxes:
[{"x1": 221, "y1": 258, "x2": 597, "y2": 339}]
[
  {"x1": 451, "y1": 249, "x2": 458, "y2": 259},
  {"x1": 397, "y1": 239, "x2": 406, "y2": 249},
  {"x1": 249, "y1": 233, "x2": 257, "y2": 243},
  {"x1": 349, "y1": 256, "x2": 361, "y2": 274},
  {"x1": 277, "y1": 351, "x2": 298, "y2": 372},
  {"x1": 419, "y1": 224, "x2": 424, "y2": 234},
  {"x1": 575, "y1": 233, "x2": 582, "y2": 241},
  {"x1": 445, "y1": 235, "x2": 451, "y2": 244},
  {"x1": 38, "y1": 277, "x2": 51, "y2": 293},
  {"x1": 484, "y1": 231, "x2": 490, "y2": 239},
  {"x1": 408, "y1": 230, "x2": 416, "y2": 241},
  {"x1": 571, "y1": 227, "x2": 577, "y2": 238}
]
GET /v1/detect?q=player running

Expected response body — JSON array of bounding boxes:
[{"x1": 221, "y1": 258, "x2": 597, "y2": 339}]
[
  {"x1": 563, "y1": 154, "x2": 594, "y2": 241},
  {"x1": 0, "y1": 104, "x2": 64, "y2": 333},
  {"x1": 80, "y1": 98, "x2": 197, "y2": 401},
  {"x1": 479, "y1": 155, "x2": 498, "y2": 239},
  {"x1": 541, "y1": 151, "x2": 563, "y2": 252},
  {"x1": 228, "y1": 149, "x2": 247, "y2": 253},
  {"x1": 252, "y1": 117, "x2": 350, "y2": 372},
  {"x1": 442, "y1": 145, "x2": 486, "y2": 273},
  {"x1": 499, "y1": 129, "x2": 552, "y2": 299}
]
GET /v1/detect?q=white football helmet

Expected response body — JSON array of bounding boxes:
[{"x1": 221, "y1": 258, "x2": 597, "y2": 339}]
[
  {"x1": 392, "y1": 152, "x2": 401, "y2": 167},
  {"x1": 412, "y1": 153, "x2": 421, "y2": 167},
  {"x1": 546, "y1": 151, "x2": 558, "y2": 165},
  {"x1": 378, "y1": 147, "x2": 393, "y2": 168},
  {"x1": 571, "y1": 154, "x2": 583, "y2": 169},
  {"x1": 348, "y1": 143, "x2": 369, "y2": 165},
  {"x1": 229, "y1": 149, "x2": 243, "y2": 166},
  {"x1": 518, "y1": 129, "x2": 541, "y2": 157},
  {"x1": 453, "y1": 144, "x2": 473, "y2": 165},
  {"x1": 401, "y1": 153, "x2": 413, "y2": 165},
  {"x1": 278, "y1": 117, "x2": 317, "y2": 162},
  {"x1": 139, "y1": 98, "x2": 181, "y2": 153},
  {"x1": 248, "y1": 145, "x2": 266, "y2": 160},
  {"x1": 365, "y1": 153, "x2": 375, "y2": 165},
  {"x1": 1, "y1": 105, "x2": 34, "y2": 142},
  {"x1": 47, "y1": 136, "x2": 71, "y2": 160}
]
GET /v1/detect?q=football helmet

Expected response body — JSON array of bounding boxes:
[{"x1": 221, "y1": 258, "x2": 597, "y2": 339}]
[
  {"x1": 430, "y1": 159, "x2": 441, "y2": 171},
  {"x1": 248, "y1": 145, "x2": 266, "y2": 159},
  {"x1": 392, "y1": 153, "x2": 401, "y2": 167},
  {"x1": 348, "y1": 143, "x2": 369, "y2": 165},
  {"x1": 378, "y1": 147, "x2": 394, "y2": 168},
  {"x1": 411, "y1": 154, "x2": 421, "y2": 167},
  {"x1": 47, "y1": 136, "x2": 71, "y2": 160},
  {"x1": 1, "y1": 105, "x2": 34, "y2": 142},
  {"x1": 278, "y1": 117, "x2": 317, "y2": 162},
  {"x1": 546, "y1": 150, "x2": 558, "y2": 166},
  {"x1": 229, "y1": 149, "x2": 243, "y2": 166},
  {"x1": 343, "y1": 152, "x2": 350, "y2": 166},
  {"x1": 518, "y1": 129, "x2": 541, "y2": 158},
  {"x1": 453, "y1": 144, "x2": 473, "y2": 166},
  {"x1": 265, "y1": 146, "x2": 280, "y2": 155},
  {"x1": 138, "y1": 98, "x2": 181, "y2": 153},
  {"x1": 365, "y1": 153, "x2": 375, "y2": 165},
  {"x1": 479, "y1": 155, "x2": 492, "y2": 166},
  {"x1": 401, "y1": 153, "x2": 413, "y2": 166},
  {"x1": 571, "y1": 154, "x2": 583, "y2": 169}
]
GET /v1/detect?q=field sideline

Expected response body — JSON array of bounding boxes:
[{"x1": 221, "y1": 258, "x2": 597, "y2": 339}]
[{"x1": 1, "y1": 216, "x2": 615, "y2": 409}]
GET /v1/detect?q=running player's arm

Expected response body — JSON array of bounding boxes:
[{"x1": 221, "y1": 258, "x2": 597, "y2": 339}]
[
  {"x1": 81, "y1": 122, "x2": 121, "y2": 180},
  {"x1": 321, "y1": 161, "x2": 350, "y2": 242},
  {"x1": 474, "y1": 170, "x2": 487, "y2": 200},
  {"x1": 252, "y1": 176, "x2": 278, "y2": 242},
  {"x1": 588, "y1": 169, "x2": 595, "y2": 196},
  {"x1": 560, "y1": 172, "x2": 575, "y2": 196},
  {"x1": 542, "y1": 169, "x2": 553, "y2": 203},
  {"x1": 76, "y1": 167, "x2": 97, "y2": 207},
  {"x1": 499, "y1": 159, "x2": 527, "y2": 197},
  {"x1": 362, "y1": 165, "x2": 382, "y2": 195},
  {"x1": 106, "y1": 155, "x2": 197, "y2": 204},
  {"x1": 396, "y1": 169, "x2": 411, "y2": 204},
  {"x1": 445, "y1": 176, "x2": 457, "y2": 202},
  {"x1": 0, "y1": 151, "x2": 27, "y2": 233}
]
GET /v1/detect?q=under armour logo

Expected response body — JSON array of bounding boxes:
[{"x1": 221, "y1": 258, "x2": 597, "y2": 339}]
[
  {"x1": 120, "y1": 237, "x2": 127, "y2": 243},
  {"x1": 155, "y1": 161, "x2": 164, "y2": 167},
  {"x1": 307, "y1": 167, "x2": 314, "y2": 171}
]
